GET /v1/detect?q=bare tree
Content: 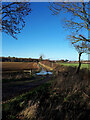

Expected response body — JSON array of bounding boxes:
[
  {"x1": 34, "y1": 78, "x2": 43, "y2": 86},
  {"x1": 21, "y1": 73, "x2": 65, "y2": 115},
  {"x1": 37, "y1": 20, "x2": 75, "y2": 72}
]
[
  {"x1": 39, "y1": 54, "x2": 44, "y2": 61},
  {"x1": 49, "y1": 2, "x2": 90, "y2": 72},
  {"x1": 69, "y1": 34, "x2": 89, "y2": 73},
  {"x1": 1, "y1": 2, "x2": 31, "y2": 39}
]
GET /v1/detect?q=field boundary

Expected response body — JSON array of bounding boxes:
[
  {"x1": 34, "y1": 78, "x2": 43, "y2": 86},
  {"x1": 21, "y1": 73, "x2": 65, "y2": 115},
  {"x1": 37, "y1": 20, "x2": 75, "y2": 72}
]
[{"x1": 39, "y1": 62, "x2": 54, "y2": 71}]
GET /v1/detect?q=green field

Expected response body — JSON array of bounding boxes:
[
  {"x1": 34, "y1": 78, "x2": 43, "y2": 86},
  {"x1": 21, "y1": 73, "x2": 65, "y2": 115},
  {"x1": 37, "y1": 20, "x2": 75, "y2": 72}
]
[{"x1": 58, "y1": 63, "x2": 90, "y2": 70}]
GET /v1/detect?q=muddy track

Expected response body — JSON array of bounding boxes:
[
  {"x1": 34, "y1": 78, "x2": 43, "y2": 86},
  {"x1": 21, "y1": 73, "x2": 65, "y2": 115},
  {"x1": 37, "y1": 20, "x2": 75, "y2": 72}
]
[{"x1": 2, "y1": 75, "x2": 53, "y2": 102}]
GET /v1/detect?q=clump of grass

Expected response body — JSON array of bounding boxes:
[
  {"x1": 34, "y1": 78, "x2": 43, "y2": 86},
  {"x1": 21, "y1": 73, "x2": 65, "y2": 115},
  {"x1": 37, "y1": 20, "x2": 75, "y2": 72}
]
[{"x1": 2, "y1": 83, "x2": 51, "y2": 120}]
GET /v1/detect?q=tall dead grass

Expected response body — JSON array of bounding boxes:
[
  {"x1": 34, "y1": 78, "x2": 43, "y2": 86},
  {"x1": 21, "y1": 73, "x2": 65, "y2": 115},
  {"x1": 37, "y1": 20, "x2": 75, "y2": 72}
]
[{"x1": 20, "y1": 66, "x2": 90, "y2": 120}]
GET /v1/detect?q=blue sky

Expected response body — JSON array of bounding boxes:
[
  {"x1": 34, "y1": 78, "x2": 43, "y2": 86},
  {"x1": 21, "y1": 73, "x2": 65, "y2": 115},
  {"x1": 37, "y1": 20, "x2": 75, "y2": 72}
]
[{"x1": 2, "y1": 2, "x2": 88, "y2": 60}]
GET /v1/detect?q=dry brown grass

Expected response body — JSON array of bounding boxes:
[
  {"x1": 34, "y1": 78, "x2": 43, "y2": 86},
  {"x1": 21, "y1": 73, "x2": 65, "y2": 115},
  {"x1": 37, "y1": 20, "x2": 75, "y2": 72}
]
[
  {"x1": 18, "y1": 102, "x2": 39, "y2": 120},
  {"x1": 2, "y1": 62, "x2": 39, "y2": 71},
  {"x1": 22, "y1": 66, "x2": 90, "y2": 120}
]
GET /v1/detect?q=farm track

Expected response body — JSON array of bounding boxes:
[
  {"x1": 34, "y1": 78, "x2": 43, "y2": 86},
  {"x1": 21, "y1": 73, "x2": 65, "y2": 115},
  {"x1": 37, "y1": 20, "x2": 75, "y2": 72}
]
[{"x1": 2, "y1": 74, "x2": 53, "y2": 102}]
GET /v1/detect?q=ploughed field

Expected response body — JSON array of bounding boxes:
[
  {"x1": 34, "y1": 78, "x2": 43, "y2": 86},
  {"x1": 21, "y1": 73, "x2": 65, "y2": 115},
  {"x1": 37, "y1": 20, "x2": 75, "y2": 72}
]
[
  {"x1": 2, "y1": 62, "x2": 41, "y2": 79},
  {"x1": 2, "y1": 62, "x2": 40, "y2": 71}
]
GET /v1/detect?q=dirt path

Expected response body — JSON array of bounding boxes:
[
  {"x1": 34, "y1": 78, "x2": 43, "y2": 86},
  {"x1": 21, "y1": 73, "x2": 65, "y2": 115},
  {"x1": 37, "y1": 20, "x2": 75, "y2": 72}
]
[{"x1": 2, "y1": 75, "x2": 52, "y2": 102}]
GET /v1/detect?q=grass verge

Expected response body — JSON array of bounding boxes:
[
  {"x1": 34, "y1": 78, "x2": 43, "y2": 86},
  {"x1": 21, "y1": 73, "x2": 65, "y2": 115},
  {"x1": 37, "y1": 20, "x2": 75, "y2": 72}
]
[{"x1": 2, "y1": 83, "x2": 51, "y2": 120}]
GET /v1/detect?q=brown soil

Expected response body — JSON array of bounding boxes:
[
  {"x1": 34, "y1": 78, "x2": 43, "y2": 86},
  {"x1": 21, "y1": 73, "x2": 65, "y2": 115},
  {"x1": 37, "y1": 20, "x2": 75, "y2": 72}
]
[{"x1": 2, "y1": 62, "x2": 40, "y2": 71}]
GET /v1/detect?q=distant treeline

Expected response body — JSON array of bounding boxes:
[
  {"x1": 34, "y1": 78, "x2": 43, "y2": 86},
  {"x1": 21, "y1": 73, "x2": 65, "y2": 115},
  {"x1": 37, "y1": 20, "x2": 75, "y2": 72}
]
[
  {"x1": 0, "y1": 57, "x2": 39, "y2": 62},
  {"x1": 0, "y1": 57, "x2": 89, "y2": 63}
]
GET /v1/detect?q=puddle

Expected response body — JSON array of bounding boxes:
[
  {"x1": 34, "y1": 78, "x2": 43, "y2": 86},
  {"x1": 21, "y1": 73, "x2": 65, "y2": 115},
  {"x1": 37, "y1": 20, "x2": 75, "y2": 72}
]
[
  {"x1": 23, "y1": 65, "x2": 53, "y2": 76},
  {"x1": 36, "y1": 68, "x2": 52, "y2": 75}
]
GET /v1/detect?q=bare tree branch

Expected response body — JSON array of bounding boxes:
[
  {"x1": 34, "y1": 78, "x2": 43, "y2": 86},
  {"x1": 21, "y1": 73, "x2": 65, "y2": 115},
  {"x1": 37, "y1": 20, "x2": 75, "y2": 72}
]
[
  {"x1": 2, "y1": 2, "x2": 31, "y2": 39},
  {"x1": 49, "y1": 2, "x2": 90, "y2": 72}
]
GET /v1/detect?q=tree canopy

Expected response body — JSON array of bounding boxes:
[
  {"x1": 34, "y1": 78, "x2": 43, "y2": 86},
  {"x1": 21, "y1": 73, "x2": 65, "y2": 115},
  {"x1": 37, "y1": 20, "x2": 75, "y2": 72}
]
[
  {"x1": 49, "y1": 2, "x2": 90, "y2": 53},
  {"x1": 1, "y1": 2, "x2": 31, "y2": 39}
]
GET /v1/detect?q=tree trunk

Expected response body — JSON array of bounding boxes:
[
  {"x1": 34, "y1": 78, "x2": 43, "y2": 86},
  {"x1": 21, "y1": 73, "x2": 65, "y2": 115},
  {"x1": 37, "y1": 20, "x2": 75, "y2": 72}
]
[{"x1": 76, "y1": 53, "x2": 82, "y2": 73}]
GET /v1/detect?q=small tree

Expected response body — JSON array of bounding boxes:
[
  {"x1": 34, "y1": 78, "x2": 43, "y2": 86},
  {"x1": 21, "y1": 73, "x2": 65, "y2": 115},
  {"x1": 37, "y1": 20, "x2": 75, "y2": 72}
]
[
  {"x1": 67, "y1": 33, "x2": 90, "y2": 73},
  {"x1": 39, "y1": 55, "x2": 43, "y2": 61},
  {"x1": 64, "y1": 59, "x2": 69, "y2": 62},
  {"x1": 39, "y1": 54, "x2": 44, "y2": 61},
  {"x1": 72, "y1": 38, "x2": 89, "y2": 73}
]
